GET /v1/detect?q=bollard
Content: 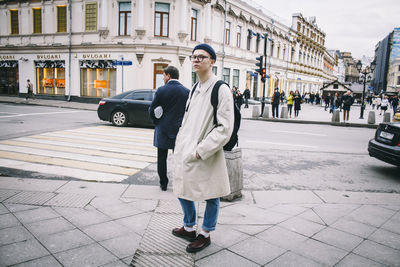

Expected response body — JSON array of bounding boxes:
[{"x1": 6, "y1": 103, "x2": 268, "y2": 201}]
[
  {"x1": 262, "y1": 106, "x2": 269, "y2": 118},
  {"x1": 252, "y1": 105, "x2": 260, "y2": 118},
  {"x1": 280, "y1": 106, "x2": 288, "y2": 119},
  {"x1": 221, "y1": 148, "x2": 243, "y2": 201},
  {"x1": 331, "y1": 109, "x2": 340, "y2": 123},
  {"x1": 368, "y1": 111, "x2": 375, "y2": 124},
  {"x1": 383, "y1": 112, "x2": 391, "y2": 123}
]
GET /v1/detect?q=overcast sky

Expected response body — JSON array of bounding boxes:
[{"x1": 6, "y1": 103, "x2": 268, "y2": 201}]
[{"x1": 248, "y1": 0, "x2": 399, "y2": 59}]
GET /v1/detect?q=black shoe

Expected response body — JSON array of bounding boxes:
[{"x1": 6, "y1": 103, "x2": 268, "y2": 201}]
[
  {"x1": 186, "y1": 234, "x2": 211, "y2": 253},
  {"x1": 160, "y1": 184, "x2": 167, "y2": 191},
  {"x1": 172, "y1": 227, "x2": 196, "y2": 241}
]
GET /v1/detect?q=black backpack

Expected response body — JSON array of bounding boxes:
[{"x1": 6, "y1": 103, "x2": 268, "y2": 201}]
[{"x1": 190, "y1": 80, "x2": 241, "y2": 151}]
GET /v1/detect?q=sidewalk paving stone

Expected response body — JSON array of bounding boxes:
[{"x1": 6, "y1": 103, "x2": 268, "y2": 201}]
[
  {"x1": 208, "y1": 225, "x2": 250, "y2": 248},
  {"x1": 314, "y1": 190, "x2": 400, "y2": 205},
  {"x1": 312, "y1": 227, "x2": 364, "y2": 251},
  {"x1": 228, "y1": 236, "x2": 287, "y2": 265},
  {"x1": 54, "y1": 243, "x2": 118, "y2": 267},
  {"x1": 3, "y1": 203, "x2": 40, "y2": 213},
  {"x1": 305, "y1": 203, "x2": 361, "y2": 225},
  {"x1": 36, "y1": 228, "x2": 94, "y2": 254},
  {"x1": 345, "y1": 205, "x2": 397, "y2": 228},
  {"x1": 353, "y1": 240, "x2": 400, "y2": 266},
  {"x1": 381, "y1": 212, "x2": 400, "y2": 235},
  {"x1": 278, "y1": 217, "x2": 326, "y2": 237},
  {"x1": 0, "y1": 239, "x2": 49, "y2": 266},
  {"x1": 13, "y1": 255, "x2": 63, "y2": 267},
  {"x1": 265, "y1": 251, "x2": 324, "y2": 267},
  {"x1": 0, "y1": 177, "x2": 67, "y2": 192},
  {"x1": 0, "y1": 203, "x2": 9, "y2": 215},
  {"x1": 56, "y1": 181, "x2": 128, "y2": 197},
  {"x1": 0, "y1": 225, "x2": 34, "y2": 246},
  {"x1": 99, "y1": 233, "x2": 142, "y2": 259},
  {"x1": 114, "y1": 212, "x2": 153, "y2": 236},
  {"x1": 0, "y1": 189, "x2": 20, "y2": 202},
  {"x1": 25, "y1": 216, "x2": 75, "y2": 237},
  {"x1": 54, "y1": 207, "x2": 111, "y2": 228},
  {"x1": 82, "y1": 220, "x2": 133, "y2": 242},
  {"x1": 368, "y1": 228, "x2": 400, "y2": 250},
  {"x1": 0, "y1": 213, "x2": 21, "y2": 229},
  {"x1": 335, "y1": 253, "x2": 386, "y2": 267},
  {"x1": 330, "y1": 217, "x2": 378, "y2": 238},
  {"x1": 252, "y1": 190, "x2": 323, "y2": 206},
  {"x1": 255, "y1": 225, "x2": 309, "y2": 250},
  {"x1": 100, "y1": 260, "x2": 129, "y2": 267},
  {"x1": 195, "y1": 249, "x2": 260, "y2": 267},
  {"x1": 5, "y1": 191, "x2": 56, "y2": 205},
  {"x1": 13, "y1": 206, "x2": 60, "y2": 224}
]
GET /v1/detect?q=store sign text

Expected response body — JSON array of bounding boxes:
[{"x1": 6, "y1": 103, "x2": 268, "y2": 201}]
[
  {"x1": 82, "y1": 54, "x2": 111, "y2": 59},
  {"x1": 0, "y1": 55, "x2": 15, "y2": 60},
  {"x1": 37, "y1": 55, "x2": 61, "y2": 60}
]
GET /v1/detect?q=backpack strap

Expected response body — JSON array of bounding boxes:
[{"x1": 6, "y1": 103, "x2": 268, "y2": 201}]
[
  {"x1": 185, "y1": 82, "x2": 199, "y2": 112},
  {"x1": 211, "y1": 80, "x2": 229, "y2": 126}
]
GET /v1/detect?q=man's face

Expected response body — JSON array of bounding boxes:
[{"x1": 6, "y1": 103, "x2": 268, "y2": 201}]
[
  {"x1": 163, "y1": 72, "x2": 170, "y2": 84},
  {"x1": 191, "y1": 49, "x2": 214, "y2": 73}
]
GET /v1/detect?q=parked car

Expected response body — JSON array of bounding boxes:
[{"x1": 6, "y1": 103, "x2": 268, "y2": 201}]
[
  {"x1": 97, "y1": 89, "x2": 155, "y2": 127},
  {"x1": 393, "y1": 107, "x2": 400, "y2": 122},
  {"x1": 368, "y1": 122, "x2": 400, "y2": 166}
]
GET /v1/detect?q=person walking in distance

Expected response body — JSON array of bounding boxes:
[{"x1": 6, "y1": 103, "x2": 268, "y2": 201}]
[
  {"x1": 341, "y1": 90, "x2": 354, "y2": 123},
  {"x1": 272, "y1": 88, "x2": 280, "y2": 119},
  {"x1": 391, "y1": 95, "x2": 399, "y2": 117},
  {"x1": 171, "y1": 43, "x2": 234, "y2": 253},
  {"x1": 243, "y1": 87, "x2": 250, "y2": 108},
  {"x1": 149, "y1": 66, "x2": 189, "y2": 191},
  {"x1": 324, "y1": 93, "x2": 330, "y2": 111},
  {"x1": 380, "y1": 95, "x2": 389, "y2": 116},
  {"x1": 287, "y1": 91, "x2": 294, "y2": 118},
  {"x1": 25, "y1": 79, "x2": 34, "y2": 100},
  {"x1": 293, "y1": 89, "x2": 302, "y2": 117}
]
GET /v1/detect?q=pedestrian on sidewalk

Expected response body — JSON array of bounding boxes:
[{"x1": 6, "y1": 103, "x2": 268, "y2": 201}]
[
  {"x1": 315, "y1": 92, "x2": 320, "y2": 105},
  {"x1": 342, "y1": 90, "x2": 354, "y2": 122},
  {"x1": 380, "y1": 95, "x2": 389, "y2": 115},
  {"x1": 172, "y1": 43, "x2": 234, "y2": 253},
  {"x1": 149, "y1": 66, "x2": 189, "y2": 191},
  {"x1": 272, "y1": 88, "x2": 280, "y2": 119},
  {"x1": 287, "y1": 91, "x2": 294, "y2": 118},
  {"x1": 25, "y1": 79, "x2": 34, "y2": 100},
  {"x1": 392, "y1": 95, "x2": 398, "y2": 117},
  {"x1": 243, "y1": 87, "x2": 250, "y2": 108},
  {"x1": 330, "y1": 92, "x2": 339, "y2": 113},
  {"x1": 310, "y1": 92, "x2": 315, "y2": 105},
  {"x1": 372, "y1": 96, "x2": 377, "y2": 110},
  {"x1": 324, "y1": 93, "x2": 331, "y2": 111},
  {"x1": 376, "y1": 96, "x2": 382, "y2": 112},
  {"x1": 235, "y1": 89, "x2": 244, "y2": 110},
  {"x1": 294, "y1": 90, "x2": 301, "y2": 117}
]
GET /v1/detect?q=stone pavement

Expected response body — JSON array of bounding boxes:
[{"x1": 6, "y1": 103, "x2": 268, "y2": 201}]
[
  {"x1": 0, "y1": 96, "x2": 394, "y2": 128},
  {"x1": 1, "y1": 177, "x2": 400, "y2": 266}
]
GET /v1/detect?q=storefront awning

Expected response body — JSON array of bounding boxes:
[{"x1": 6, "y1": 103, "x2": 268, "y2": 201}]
[
  {"x1": 35, "y1": 60, "x2": 65, "y2": 68},
  {"x1": 80, "y1": 60, "x2": 116, "y2": 69},
  {"x1": 0, "y1": 61, "x2": 18, "y2": 68}
]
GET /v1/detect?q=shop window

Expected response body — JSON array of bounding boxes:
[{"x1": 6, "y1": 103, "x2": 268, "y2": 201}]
[
  {"x1": 154, "y1": 63, "x2": 168, "y2": 89},
  {"x1": 57, "y1": 6, "x2": 67, "y2": 33},
  {"x1": 33, "y1": 8, "x2": 42, "y2": 34},
  {"x1": 85, "y1": 2, "x2": 97, "y2": 32},
  {"x1": 154, "y1": 2, "x2": 169, "y2": 37},
  {"x1": 236, "y1": 25, "x2": 241, "y2": 48},
  {"x1": 35, "y1": 61, "x2": 66, "y2": 95},
  {"x1": 191, "y1": 9, "x2": 198, "y2": 41},
  {"x1": 80, "y1": 61, "x2": 116, "y2": 98},
  {"x1": 223, "y1": 68, "x2": 230, "y2": 85},
  {"x1": 397, "y1": 76, "x2": 400, "y2": 85},
  {"x1": 0, "y1": 61, "x2": 19, "y2": 95},
  {"x1": 10, "y1": 10, "x2": 19, "y2": 35},
  {"x1": 119, "y1": 2, "x2": 131, "y2": 36},
  {"x1": 233, "y1": 69, "x2": 239, "y2": 88}
]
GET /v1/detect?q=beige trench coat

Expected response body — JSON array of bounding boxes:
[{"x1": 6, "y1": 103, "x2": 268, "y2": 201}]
[{"x1": 173, "y1": 75, "x2": 234, "y2": 201}]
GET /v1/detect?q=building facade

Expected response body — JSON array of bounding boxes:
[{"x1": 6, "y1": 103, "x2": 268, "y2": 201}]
[
  {"x1": 0, "y1": 0, "x2": 335, "y2": 101},
  {"x1": 340, "y1": 52, "x2": 360, "y2": 83}
]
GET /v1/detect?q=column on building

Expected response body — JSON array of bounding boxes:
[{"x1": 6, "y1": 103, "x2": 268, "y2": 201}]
[
  {"x1": 179, "y1": 0, "x2": 187, "y2": 33},
  {"x1": 137, "y1": 0, "x2": 144, "y2": 29},
  {"x1": 101, "y1": 0, "x2": 108, "y2": 28},
  {"x1": 204, "y1": 3, "x2": 211, "y2": 42}
]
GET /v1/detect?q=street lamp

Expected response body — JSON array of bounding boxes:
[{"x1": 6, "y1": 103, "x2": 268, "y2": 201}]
[{"x1": 356, "y1": 60, "x2": 376, "y2": 119}]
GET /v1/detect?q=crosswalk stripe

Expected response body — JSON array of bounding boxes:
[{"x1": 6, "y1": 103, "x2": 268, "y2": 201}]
[
  {"x1": 64, "y1": 129, "x2": 153, "y2": 142},
  {"x1": 0, "y1": 158, "x2": 128, "y2": 182},
  {"x1": 0, "y1": 144, "x2": 150, "y2": 169},
  {"x1": 90, "y1": 125, "x2": 154, "y2": 135},
  {"x1": 0, "y1": 140, "x2": 157, "y2": 163},
  {"x1": 0, "y1": 150, "x2": 139, "y2": 176}
]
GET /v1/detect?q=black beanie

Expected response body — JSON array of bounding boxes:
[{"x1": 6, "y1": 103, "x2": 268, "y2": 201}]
[{"x1": 192, "y1": 43, "x2": 217, "y2": 61}]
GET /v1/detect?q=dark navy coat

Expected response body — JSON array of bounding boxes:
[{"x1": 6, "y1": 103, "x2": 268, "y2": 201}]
[{"x1": 149, "y1": 80, "x2": 189, "y2": 149}]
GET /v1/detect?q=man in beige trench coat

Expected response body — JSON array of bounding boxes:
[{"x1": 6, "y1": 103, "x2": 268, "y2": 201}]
[{"x1": 172, "y1": 43, "x2": 234, "y2": 253}]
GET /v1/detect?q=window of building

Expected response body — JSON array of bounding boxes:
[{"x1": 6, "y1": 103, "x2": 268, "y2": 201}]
[
  {"x1": 398, "y1": 65, "x2": 400, "y2": 72},
  {"x1": 80, "y1": 60, "x2": 116, "y2": 97},
  {"x1": 212, "y1": 66, "x2": 217, "y2": 76},
  {"x1": 57, "y1": 6, "x2": 67, "y2": 33},
  {"x1": 397, "y1": 76, "x2": 400, "y2": 85},
  {"x1": 256, "y1": 33, "x2": 260, "y2": 53},
  {"x1": 192, "y1": 70, "x2": 199, "y2": 86},
  {"x1": 33, "y1": 8, "x2": 42, "y2": 34},
  {"x1": 36, "y1": 60, "x2": 66, "y2": 95},
  {"x1": 270, "y1": 42, "x2": 274, "y2": 57},
  {"x1": 291, "y1": 48, "x2": 295, "y2": 62},
  {"x1": 333, "y1": 84, "x2": 339, "y2": 89},
  {"x1": 119, "y1": 2, "x2": 131, "y2": 36},
  {"x1": 236, "y1": 25, "x2": 241, "y2": 48},
  {"x1": 276, "y1": 45, "x2": 280, "y2": 59},
  {"x1": 297, "y1": 22, "x2": 301, "y2": 32},
  {"x1": 10, "y1": 10, "x2": 19, "y2": 34},
  {"x1": 154, "y1": 2, "x2": 169, "y2": 37},
  {"x1": 154, "y1": 63, "x2": 168, "y2": 88},
  {"x1": 191, "y1": 9, "x2": 198, "y2": 41},
  {"x1": 0, "y1": 61, "x2": 19, "y2": 95},
  {"x1": 225, "y1": 21, "x2": 231, "y2": 45},
  {"x1": 282, "y1": 46, "x2": 286, "y2": 61},
  {"x1": 247, "y1": 30, "x2": 252, "y2": 50},
  {"x1": 85, "y1": 2, "x2": 97, "y2": 31},
  {"x1": 223, "y1": 68, "x2": 230, "y2": 85},
  {"x1": 233, "y1": 69, "x2": 239, "y2": 88}
]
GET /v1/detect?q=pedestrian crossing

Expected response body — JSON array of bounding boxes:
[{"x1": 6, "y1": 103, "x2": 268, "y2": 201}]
[{"x1": 0, "y1": 125, "x2": 157, "y2": 182}]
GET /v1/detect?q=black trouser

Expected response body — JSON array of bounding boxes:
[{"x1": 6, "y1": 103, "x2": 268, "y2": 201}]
[
  {"x1": 272, "y1": 104, "x2": 279, "y2": 118},
  {"x1": 157, "y1": 148, "x2": 168, "y2": 187},
  {"x1": 295, "y1": 109, "x2": 299, "y2": 117},
  {"x1": 287, "y1": 104, "x2": 293, "y2": 116}
]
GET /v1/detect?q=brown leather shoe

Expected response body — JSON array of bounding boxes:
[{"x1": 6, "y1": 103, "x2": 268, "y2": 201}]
[
  {"x1": 186, "y1": 234, "x2": 211, "y2": 253},
  {"x1": 172, "y1": 227, "x2": 196, "y2": 241}
]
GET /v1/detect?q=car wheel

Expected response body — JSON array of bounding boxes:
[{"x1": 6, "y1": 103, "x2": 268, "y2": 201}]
[{"x1": 111, "y1": 110, "x2": 128, "y2": 127}]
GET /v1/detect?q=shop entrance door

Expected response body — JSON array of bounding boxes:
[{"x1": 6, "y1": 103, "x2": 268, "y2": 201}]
[{"x1": 0, "y1": 61, "x2": 19, "y2": 95}]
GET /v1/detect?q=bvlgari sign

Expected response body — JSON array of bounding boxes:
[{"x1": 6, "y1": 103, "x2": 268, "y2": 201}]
[
  {"x1": 0, "y1": 55, "x2": 15, "y2": 60},
  {"x1": 82, "y1": 54, "x2": 111, "y2": 59},
  {"x1": 37, "y1": 54, "x2": 61, "y2": 60}
]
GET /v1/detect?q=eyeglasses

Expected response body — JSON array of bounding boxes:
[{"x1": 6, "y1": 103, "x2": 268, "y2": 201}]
[{"x1": 189, "y1": 55, "x2": 209, "y2": 62}]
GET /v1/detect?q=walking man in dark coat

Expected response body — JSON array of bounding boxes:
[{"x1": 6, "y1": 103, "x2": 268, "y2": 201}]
[{"x1": 149, "y1": 66, "x2": 189, "y2": 191}]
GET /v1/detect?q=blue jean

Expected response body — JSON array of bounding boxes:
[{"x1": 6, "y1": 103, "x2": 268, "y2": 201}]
[{"x1": 178, "y1": 198, "x2": 220, "y2": 232}]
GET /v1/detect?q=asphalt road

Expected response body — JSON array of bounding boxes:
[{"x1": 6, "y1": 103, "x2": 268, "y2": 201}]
[{"x1": 1, "y1": 103, "x2": 399, "y2": 193}]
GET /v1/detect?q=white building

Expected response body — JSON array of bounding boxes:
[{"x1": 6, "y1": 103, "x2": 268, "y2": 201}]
[{"x1": 0, "y1": 0, "x2": 336, "y2": 101}]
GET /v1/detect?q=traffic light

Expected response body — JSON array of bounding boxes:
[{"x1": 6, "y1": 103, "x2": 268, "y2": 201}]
[
  {"x1": 261, "y1": 68, "x2": 266, "y2": 83},
  {"x1": 255, "y1": 56, "x2": 264, "y2": 75}
]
